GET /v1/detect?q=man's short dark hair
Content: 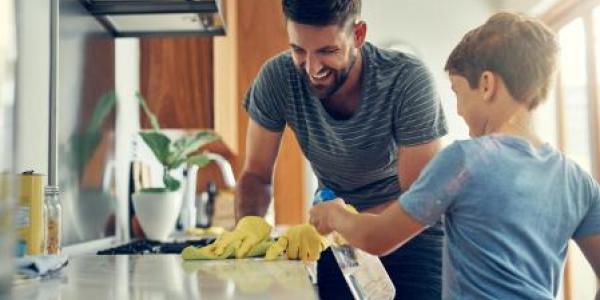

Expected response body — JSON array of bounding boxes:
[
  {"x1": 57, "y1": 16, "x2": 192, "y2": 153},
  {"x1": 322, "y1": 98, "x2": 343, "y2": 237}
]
[
  {"x1": 445, "y1": 12, "x2": 558, "y2": 110},
  {"x1": 282, "y1": 0, "x2": 361, "y2": 27}
]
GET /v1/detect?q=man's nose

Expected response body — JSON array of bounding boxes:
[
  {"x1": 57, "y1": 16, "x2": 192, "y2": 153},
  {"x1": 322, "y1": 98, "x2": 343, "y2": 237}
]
[{"x1": 305, "y1": 53, "x2": 323, "y2": 77}]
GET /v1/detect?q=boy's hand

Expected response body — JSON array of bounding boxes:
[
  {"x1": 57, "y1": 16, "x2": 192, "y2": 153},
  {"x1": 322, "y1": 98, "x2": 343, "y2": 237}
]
[{"x1": 309, "y1": 198, "x2": 353, "y2": 235}]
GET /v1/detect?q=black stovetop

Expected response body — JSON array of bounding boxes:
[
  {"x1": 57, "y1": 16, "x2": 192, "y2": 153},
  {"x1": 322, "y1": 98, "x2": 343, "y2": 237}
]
[{"x1": 97, "y1": 238, "x2": 215, "y2": 255}]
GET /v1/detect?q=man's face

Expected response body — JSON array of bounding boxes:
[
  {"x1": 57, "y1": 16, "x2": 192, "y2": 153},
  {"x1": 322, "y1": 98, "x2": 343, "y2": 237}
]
[
  {"x1": 450, "y1": 74, "x2": 487, "y2": 137},
  {"x1": 286, "y1": 20, "x2": 358, "y2": 99}
]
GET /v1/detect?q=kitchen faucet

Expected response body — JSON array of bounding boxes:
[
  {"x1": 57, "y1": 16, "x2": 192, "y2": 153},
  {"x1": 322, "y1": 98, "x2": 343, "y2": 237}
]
[
  {"x1": 180, "y1": 153, "x2": 236, "y2": 230},
  {"x1": 204, "y1": 153, "x2": 236, "y2": 189}
]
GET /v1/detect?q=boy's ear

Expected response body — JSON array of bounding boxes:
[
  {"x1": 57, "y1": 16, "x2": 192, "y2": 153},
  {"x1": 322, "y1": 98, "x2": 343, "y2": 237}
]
[{"x1": 479, "y1": 71, "x2": 497, "y2": 103}]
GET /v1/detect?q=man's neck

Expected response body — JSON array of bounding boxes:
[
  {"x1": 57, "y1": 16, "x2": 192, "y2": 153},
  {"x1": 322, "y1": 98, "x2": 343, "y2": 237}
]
[
  {"x1": 322, "y1": 50, "x2": 363, "y2": 119},
  {"x1": 331, "y1": 49, "x2": 363, "y2": 102}
]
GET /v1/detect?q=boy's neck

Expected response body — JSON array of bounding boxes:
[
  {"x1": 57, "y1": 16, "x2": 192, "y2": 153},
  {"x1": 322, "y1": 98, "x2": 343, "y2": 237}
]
[{"x1": 487, "y1": 108, "x2": 544, "y2": 148}]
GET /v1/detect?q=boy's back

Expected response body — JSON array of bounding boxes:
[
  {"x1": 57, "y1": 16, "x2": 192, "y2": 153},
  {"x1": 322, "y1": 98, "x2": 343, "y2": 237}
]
[{"x1": 400, "y1": 134, "x2": 600, "y2": 299}]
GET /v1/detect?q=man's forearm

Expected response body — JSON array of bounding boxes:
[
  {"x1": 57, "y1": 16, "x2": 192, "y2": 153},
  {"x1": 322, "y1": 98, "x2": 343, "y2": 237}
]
[{"x1": 235, "y1": 171, "x2": 272, "y2": 221}]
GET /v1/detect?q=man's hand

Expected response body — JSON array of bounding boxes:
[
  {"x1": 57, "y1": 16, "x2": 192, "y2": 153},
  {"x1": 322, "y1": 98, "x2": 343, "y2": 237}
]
[
  {"x1": 213, "y1": 216, "x2": 272, "y2": 258},
  {"x1": 265, "y1": 224, "x2": 327, "y2": 261}
]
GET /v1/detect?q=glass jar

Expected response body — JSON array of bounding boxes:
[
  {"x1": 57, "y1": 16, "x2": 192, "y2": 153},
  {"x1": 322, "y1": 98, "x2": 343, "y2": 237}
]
[{"x1": 44, "y1": 186, "x2": 61, "y2": 255}]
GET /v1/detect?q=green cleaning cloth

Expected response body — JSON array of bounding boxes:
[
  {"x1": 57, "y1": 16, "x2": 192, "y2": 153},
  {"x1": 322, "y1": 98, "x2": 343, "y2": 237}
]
[{"x1": 181, "y1": 238, "x2": 275, "y2": 260}]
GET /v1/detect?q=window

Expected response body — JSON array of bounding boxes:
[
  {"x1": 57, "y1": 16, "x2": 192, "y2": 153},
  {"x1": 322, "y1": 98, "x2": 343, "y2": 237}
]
[{"x1": 538, "y1": 1, "x2": 600, "y2": 299}]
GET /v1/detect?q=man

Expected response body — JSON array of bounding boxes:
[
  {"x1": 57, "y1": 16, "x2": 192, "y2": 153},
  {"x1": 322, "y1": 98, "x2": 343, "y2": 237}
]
[{"x1": 234, "y1": 0, "x2": 446, "y2": 298}]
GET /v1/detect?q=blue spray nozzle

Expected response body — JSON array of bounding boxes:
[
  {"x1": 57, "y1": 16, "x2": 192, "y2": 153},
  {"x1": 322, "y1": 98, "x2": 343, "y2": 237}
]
[{"x1": 313, "y1": 187, "x2": 336, "y2": 204}]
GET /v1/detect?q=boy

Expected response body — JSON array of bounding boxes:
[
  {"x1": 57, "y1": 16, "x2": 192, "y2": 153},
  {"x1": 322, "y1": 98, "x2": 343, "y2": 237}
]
[{"x1": 310, "y1": 12, "x2": 600, "y2": 299}]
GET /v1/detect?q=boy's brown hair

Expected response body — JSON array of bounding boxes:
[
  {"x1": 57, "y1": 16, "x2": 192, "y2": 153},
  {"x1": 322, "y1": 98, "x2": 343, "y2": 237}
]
[{"x1": 445, "y1": 12, "x2": 559, "y2": 110}]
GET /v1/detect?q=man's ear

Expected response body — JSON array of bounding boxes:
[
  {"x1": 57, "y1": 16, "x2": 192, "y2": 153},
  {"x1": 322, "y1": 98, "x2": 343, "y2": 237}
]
[
  {"x1": 353, "y1": 20, "x2": 367, "y2": 48},
  {"x1": 479, "y1": 71, "x2": 497, "y2": 103}
]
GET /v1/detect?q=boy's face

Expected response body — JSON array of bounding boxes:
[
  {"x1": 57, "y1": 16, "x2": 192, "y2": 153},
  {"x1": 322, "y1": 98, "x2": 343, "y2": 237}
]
[
  {"x1": 450, "y1": 75, "x2": 488, "y2": 137},
  {"x1": 286, "y1": 20, "x2": 362, "y2": 99}
]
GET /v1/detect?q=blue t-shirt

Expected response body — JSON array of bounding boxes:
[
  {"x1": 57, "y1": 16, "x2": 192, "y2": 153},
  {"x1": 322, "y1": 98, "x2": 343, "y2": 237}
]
[{"x1": 400, "y1": 135, "x2": 600, "y2": 299}]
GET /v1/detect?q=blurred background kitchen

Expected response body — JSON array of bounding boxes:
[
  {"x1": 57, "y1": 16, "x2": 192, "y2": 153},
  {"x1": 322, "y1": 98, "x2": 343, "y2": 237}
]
[{"x1": 0, "y1": 0, "x2": 598, "y2": 299}]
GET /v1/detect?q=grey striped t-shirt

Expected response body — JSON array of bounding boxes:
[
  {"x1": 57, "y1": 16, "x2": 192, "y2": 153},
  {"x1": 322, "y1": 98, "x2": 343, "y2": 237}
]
[{"x1": 244, "y1": 42, "x2": 447, "y2": 210}]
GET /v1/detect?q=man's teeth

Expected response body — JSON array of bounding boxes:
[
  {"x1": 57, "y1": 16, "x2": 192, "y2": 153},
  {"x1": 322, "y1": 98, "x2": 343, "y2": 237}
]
[{"x1": 312, "y1": 71, "x2": 330, "y2": 79}]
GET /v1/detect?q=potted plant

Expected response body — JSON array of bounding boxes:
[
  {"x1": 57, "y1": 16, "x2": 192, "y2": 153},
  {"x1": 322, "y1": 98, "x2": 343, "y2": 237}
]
[{"x1": 132, "y1": 92, "x2": 220, "y2": 241}]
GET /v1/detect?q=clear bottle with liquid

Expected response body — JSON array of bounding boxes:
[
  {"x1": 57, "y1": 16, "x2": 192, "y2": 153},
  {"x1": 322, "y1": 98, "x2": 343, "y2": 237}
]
[{"x1": 44, "y1": 186, "x2": 62, "y2": 255}]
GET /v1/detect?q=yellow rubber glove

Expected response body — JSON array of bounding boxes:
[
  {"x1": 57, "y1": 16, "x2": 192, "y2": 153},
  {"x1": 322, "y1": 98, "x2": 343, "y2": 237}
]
[
  {"x1": 265, "y1": 224, "x2": 327, "y2": 262},
  {"x1": 213, "y1": 216, "x2": 272, "y2": 258}
]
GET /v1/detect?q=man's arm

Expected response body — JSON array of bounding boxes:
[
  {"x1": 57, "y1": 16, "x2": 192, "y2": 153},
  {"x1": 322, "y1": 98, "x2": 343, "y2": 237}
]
[
  {"x1": 235, "y1": 119, "x2": 283, "y2": 221},
  {"x1": 397, "y1": 139, "x2": 442, "y2": 191},
  {"x1": 575, "y1": 235, "x2": 600, "y2": 300}
]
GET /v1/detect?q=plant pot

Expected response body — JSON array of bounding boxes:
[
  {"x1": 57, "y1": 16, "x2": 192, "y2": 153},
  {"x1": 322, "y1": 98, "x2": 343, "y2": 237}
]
[{"x1": 132, "y1": 189, "x2": 183, "y2": 241}]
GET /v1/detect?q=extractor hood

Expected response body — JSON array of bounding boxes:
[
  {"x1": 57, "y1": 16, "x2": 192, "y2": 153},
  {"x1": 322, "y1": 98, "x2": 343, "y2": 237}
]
[{"x1": 81, "y1": 0, "x2": 226, "y2": 37}]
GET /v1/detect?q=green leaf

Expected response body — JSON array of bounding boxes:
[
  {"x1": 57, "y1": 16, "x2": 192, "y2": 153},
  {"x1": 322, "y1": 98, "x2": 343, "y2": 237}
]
[
  {"x1": 69, "y1": 91, "x2": 117, "y2": 177},
  {"x1": 163, "y1": 172, "x2": 181, "y2": 191},
  {"x1": 136, "y1": 92, "x2": 161, "y2": 131},
  {"x1": 167, "y1": 131, "x2": 220, "y2": 167},
  {"x1": 187, "y1": 154, "x2": 212, "y2": 169},
  {"x1": 140, "y1": 131, "x2": 172, "y2": 166},
  {"x1": 140, "y1": 187, "x2": 169, "y2": 193},
  {"x1": 86, "y1": 91, "x2": 117, "y2": 136}
]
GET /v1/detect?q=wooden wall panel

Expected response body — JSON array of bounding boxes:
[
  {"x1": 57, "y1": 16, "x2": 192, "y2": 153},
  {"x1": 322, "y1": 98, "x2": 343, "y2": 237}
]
[
  {"x1": 140, "y1": 37, "x2": 213, "y2": 129},
  {"x1": 214, "y1": 0, "x2": 307, "y2": 224},
  {"x1": 140, "y1": 37, "x2": 234, "y2": 190}
]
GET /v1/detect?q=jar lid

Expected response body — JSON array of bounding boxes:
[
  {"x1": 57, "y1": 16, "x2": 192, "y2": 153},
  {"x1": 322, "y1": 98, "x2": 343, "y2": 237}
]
[{"x1": 44, "y1": 185, "x2": 60, "y2": 194}]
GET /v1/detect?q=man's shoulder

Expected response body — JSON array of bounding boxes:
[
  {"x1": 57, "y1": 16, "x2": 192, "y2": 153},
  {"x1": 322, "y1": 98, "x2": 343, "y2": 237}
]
[
  {"x1": 364, "y1": 42, "x2": 427, "y2": 73},
  {"x1": 261, "y1": 50, "x2": 295, "y2": 75}
]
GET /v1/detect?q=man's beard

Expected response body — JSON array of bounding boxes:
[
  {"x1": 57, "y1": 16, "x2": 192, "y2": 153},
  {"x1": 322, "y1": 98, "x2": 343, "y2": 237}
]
[{"x1": 301, "y1": 52, "x2": 357, "y2": 100}]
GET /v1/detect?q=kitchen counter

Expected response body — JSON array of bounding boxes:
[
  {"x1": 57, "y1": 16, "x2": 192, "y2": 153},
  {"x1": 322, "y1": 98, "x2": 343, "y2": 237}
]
[{"x1": 10, "y1": 255, "x2": 319, "y2": 300}]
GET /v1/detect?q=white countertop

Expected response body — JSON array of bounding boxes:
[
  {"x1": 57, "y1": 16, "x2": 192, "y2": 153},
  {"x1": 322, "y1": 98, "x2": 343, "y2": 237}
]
[{"x1": 10, "y1": 255, "x2": 319, "y2": 300}]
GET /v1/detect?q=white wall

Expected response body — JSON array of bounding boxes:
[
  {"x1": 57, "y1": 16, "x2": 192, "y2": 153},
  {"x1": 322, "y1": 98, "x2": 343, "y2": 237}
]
[
  {"x1": 114, "y1": 38, "x2": 141, "y2": 242},
  {"x1": 15, "y1": 0, "x2": 50, "y2": 177},
  {"x1": 0, "y1": 0, "x2": 17, "y2": 174},
  {"x1": 362, "y1": 0, "x2": 495, "y2": 142}
]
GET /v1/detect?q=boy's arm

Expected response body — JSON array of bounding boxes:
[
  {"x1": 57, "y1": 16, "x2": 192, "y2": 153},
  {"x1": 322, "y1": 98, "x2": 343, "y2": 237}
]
[
  {"x1": 575, "y1": 235, "x2": 600, "y2": 300},
  {"x1": 326, "y1": 202, "x2": 427, "y2": 256},
  {"x1": 312, "y1": 143, "x2": 466, "y2": 255}
]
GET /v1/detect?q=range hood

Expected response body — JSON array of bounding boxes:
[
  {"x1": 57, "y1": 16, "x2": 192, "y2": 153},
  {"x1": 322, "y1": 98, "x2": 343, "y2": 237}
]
[{"x1": 81, "y1": 0, "x2": 226, "y2": 37}]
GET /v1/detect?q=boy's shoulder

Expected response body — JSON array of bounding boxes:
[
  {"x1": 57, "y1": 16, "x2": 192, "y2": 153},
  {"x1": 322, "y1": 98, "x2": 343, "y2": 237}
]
[
  {"x1": 439, "y1": 136, "x2": 511, "y2": 169},
  {"x1": 444, "y1": 137, "x2": 493, "y2": 157},
  {"x1": 448, "y1": 135, "x2": 534, "y2": 156}
]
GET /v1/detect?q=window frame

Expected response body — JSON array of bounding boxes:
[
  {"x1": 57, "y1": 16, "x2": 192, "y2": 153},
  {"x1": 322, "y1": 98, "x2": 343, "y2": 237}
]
[{"x1": 542, "y1": 1, "x2": 600, "y2": 299}]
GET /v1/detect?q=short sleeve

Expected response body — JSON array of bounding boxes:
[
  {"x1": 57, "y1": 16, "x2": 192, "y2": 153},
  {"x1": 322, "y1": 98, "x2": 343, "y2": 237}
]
[
  {"x1": 399, "y1": 142, "x2": 470, "y2": 226},
  {"x1": 573, "y1": 175, "x2": 600, "y2": 238},
  {"x1": 393, "y1": 61, "x2": 447, "y2": 146},
  {"x1": 243, "y1": 57, "x2": 288, "y2": 132}
]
